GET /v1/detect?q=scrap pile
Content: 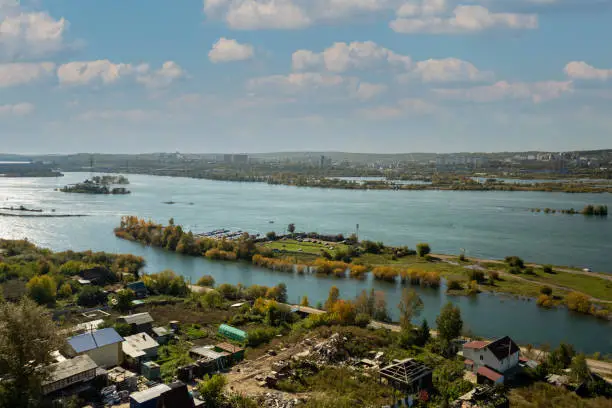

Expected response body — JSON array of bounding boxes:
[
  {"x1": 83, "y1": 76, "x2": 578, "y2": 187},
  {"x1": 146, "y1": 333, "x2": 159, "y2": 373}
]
[
  {"x1": 306, "y1": 333, "x2": 349, "y2": 366},
  {"x1": 259, "y1": 392, "x2": 302, "y2": 408}
]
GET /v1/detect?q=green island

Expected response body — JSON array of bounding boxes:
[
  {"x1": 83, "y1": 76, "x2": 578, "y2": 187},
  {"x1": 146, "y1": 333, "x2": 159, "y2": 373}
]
[
  {"x1": 59, "y1": 175, "x2": 131, "y2": 195},
  {"x1": 115, "y1": 217, "x2": 612, "y2": 321},
  {"x1": 530, "y1": 205, "x2": 608, "y2": 217},
  {"x1": 0, "y1": 238, "x2": 610, "y2": 408}
]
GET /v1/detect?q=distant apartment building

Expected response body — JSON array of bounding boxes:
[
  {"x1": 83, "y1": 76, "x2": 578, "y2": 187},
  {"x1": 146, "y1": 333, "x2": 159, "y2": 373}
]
[
  {"x1": 221, "y1": 154, "x2": 249, "y2": 164},
  {"x1": 319, "y1": 155, "x2": 332, "y2": 168}
]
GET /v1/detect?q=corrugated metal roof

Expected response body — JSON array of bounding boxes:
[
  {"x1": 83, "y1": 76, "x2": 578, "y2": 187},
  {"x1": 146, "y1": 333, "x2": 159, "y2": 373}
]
[
  {"x1": 44, "y1": 355, "x2": 98, "y2": 384},
  {"x1": 477, "y1": 366, "x2": 503, "y2": 382},
  {"x1": 68, "y1": 328, "x2": 123, "y2": 353},
  {"x1": 119, "y1": 312, "x2": 154, "y2": 326},
  {"x1": 130, "y1": 384, "x2": 171, "y2": 403}
]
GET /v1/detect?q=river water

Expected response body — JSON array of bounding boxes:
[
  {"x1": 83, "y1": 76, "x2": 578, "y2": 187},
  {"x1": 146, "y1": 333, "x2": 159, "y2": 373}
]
[{"x1": 0, "y1": 173, "x2": 611, "y2": 353}]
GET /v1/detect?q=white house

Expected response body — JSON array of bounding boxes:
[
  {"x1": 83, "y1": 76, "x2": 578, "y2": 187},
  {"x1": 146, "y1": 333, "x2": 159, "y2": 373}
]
[
  {"x1": 463, "y1": 336, "x2": 520, "y2": 384},
  {"x1": 66, "y1": 328, "x2": 124, "y2": 368}
]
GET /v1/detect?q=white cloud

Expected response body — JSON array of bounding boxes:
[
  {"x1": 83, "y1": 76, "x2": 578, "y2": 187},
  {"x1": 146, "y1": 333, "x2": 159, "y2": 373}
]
[
  {"x1": 400, "y1": 58, "x2": 494, "y2": 82},
  {"x1": 0, "y1": 102, "x2": 34, "y2": 116},
  {"x1": 209, "y1": 38, "x2": 254, "y2": 63},
  {"x1": 359, "y1": 98, "x2": 437, "y2": 119},
  {"x1": 0, "y1": 62, "x2": 55, "y2": 87},
  {"x1": 351, "y1": 81, "x2": 388, "y2": 100},
  {"x1": 57, "y1": 60, "x2": 148, "y2": 85},
  {"x1": 136, "y1": 61, "x2": 185, "y2": 89},
  {"x1": 75, "y1": 109, "x2": 161, "y2": 122},
  {"x1": 205, "y1": 0, "x2": 404, "y2": 29},
  {"x1": 248, "y1": 72, "x2": 346, "y2": 93},
  {"x1": 434, "y1": 80, "x2": 572, "y2": 103},
  {"x1": 57, "y1": 60, "x2": 184, "y2": 88},
  {"x1": 0, "y1": 12, "x2": 68, "y2": 57},
  {"x1": 292, "y1": 41, "x2": 412, "y2": 72},
  {"x1": 564, "y1": 61, "x2": 612, "y2": 81},
  {"x1": 225, "y1": 0, "x2": 311, "y2": 29},
  {"x1": 391, "y1": 5, "x2": 537, "y2": 33},
  {"x1": 396, "y1": 0, "x2": 447, "y2": 17}
]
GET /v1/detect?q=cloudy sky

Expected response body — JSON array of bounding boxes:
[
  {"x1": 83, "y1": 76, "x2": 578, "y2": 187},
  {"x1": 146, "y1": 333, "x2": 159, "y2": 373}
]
[{"x1": 0, "y1": 0, "x2": 611, "y2": 153}]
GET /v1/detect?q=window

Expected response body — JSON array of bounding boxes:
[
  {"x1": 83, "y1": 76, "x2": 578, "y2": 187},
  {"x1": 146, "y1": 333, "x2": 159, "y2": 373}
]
[{"x1": 480, "y1": 355, "x2": 483, "y2": 361}]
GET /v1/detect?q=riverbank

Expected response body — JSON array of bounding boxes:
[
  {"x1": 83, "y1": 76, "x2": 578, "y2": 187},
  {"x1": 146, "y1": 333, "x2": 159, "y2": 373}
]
[{"x1": 114, "y1": 217, "x2": 612, "y2": 321}]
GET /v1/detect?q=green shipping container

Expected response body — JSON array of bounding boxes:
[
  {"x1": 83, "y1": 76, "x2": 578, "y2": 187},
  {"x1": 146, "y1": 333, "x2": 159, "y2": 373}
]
[{"x1": 218, "y1": 324, "x2": 247, "y2": 342}]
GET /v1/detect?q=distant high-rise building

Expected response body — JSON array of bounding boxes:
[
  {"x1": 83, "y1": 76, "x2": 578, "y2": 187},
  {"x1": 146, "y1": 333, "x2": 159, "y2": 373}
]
[
  {"x1": 223, "y1": 154, "x2": 233, "y2": 164},
  {"x1": 232, "y1": 154, "x2": 249, "y2": 164}
]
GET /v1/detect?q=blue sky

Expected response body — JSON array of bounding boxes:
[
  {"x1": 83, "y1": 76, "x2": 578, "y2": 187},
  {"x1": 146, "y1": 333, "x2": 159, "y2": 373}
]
[{"x1": 0, "y1": 0, "x2": 611, "y2": 154}]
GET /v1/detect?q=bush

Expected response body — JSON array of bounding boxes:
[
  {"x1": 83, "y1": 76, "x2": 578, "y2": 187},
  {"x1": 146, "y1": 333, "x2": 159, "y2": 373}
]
[
  {"x1": 247, "y1": 327, "x2": 277, "y2": 347},
  {"x1": 197, "y1": 275, "x2": 215, "y2": 287},
  {"x1": 355, "y1": 313, "x2": 371, "y2": 328},
  {"x1": 540, "y1": 286, "x2": 553, "y2": 296},
  {"x1": 524, "y1": 267, "x2": 536, "y2": 275},
  {"x1": 77, "y1": 286, "x2": 107, "y2": 307},
  {"x1": 26, "y1": 275, "x2": 57, "y2": 305},
  {"x1": 416, "y1": 243, "x2": 431, "y2": 257},
  {"x1": 217, "y1": 283, "x2": 240, "y2": 300},
  {"x1": 566, "y1": 292, "x2": 591, "y2": 314},
  {"x1": 508, "y1": 266, "x2": 522, "y2": 275},
  {"x1": 488, "y1": 271, "x2": 500, "y2": 281},
  {"x1": 142, "y1": 270, "x2": 189, "y2": 297},
  {"x1": 467, "y1": 269, "x2": 485, "y2": 283},
  {"x1": 266, "y1": 231, "x2": 277, "y2": 241},
  {"x1": 504, "y1": 256, "x2": 524, "y2": 269},
  {"x1": 542, "y1": 265, "x2": 554, "y2": 274},
  {"x1": 197, "y1": 374, "x2": 227, "y2": 408},
  {"x1": 447, "y1": 280, "x2": 463, "y2": 291},
  {"x1": 201, "y1": 290, "x2": 224, "y2": 308},
  {"x1": 537, "y1": 294, "x2": 554, "y2": 308}
]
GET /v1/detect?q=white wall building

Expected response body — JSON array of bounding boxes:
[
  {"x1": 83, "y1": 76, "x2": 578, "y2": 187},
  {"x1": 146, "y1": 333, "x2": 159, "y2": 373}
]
[
  {"x1": 66, "y1": 328, "x2": 124, "y2": 368},
  {"x1": 463, "y1": 336, "x2": 520, "y2": 384}
]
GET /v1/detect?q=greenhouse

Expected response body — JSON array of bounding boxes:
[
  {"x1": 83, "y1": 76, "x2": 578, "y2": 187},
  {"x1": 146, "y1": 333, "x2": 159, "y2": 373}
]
[{"x1": 218, "y1": 324, "x2": 247, "y2": 342}]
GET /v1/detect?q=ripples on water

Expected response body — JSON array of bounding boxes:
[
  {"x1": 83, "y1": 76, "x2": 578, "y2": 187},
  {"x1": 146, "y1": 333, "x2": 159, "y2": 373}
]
[{"x1": 0, "y1": 173, "x2": 611, "y2": 352}]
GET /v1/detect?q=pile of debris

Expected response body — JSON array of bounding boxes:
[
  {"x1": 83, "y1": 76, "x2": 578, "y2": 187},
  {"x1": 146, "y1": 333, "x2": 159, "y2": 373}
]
[
  {"x1": 259, "y1": 392, "x2": 303, "y2": 408},
  {"x1": 306, "y1": 333, "x2": 349, "y2": 365}
]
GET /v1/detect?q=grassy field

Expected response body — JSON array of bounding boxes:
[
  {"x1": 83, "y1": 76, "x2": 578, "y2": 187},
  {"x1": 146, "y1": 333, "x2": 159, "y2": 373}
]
[{"x1": 258, "y1": 239, "x2": 612, "y2": 305}]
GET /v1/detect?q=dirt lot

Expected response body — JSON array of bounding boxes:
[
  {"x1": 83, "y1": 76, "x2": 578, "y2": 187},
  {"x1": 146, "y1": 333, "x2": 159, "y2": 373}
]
[{"x1": 225, "y1": 335, "x2": 316, "y2": 401}]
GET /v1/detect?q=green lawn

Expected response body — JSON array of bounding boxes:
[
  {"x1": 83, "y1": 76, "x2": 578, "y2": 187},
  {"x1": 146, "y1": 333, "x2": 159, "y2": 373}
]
[
  {"x1": 259, "y1": 239, "x2": 350, "y2": 257},
  {"x1": 526, "y1": 271, "x2": 612, "y2": 301}
]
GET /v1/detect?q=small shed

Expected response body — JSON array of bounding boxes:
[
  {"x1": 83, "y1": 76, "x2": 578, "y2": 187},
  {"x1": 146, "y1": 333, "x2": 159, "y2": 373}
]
[
  {"x1": 218, "y1": 324, "x2": 247, "y2": 342},
  {"x1": 130, "y1": 384, "x2": 171, "y2": 408},
  {"x1": 141, "y1": 361, "x2": 161, "y2": 381},
  {"x1": 66, "y1": 328, "x2": 124, "y2": 368},
  {"x1": 214, "y1": 343, "x2": 245, "y2": 363},
  {"x1": 379, "y1": 358, "x2": 433, "y2": 394},
  {"x1": 155, "y1": 381, "x2": 195, "y2": 408},
  {"x1": 151, "y1": 327, "x2": 171, "y2": 345},
  {"x1": 119, "y1": 312, "x2": 155, "y2": 334}
]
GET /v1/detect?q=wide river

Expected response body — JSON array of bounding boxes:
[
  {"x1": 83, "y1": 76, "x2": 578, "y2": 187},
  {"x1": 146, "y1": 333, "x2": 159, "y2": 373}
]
[{"x1": 0, "y1": 173, "x2": 611, "y2": 353}]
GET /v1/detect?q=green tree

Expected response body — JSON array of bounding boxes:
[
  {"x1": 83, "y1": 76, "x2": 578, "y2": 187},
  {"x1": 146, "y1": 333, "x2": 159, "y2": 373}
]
[
  {"x1": 300, "y1": 296, "x2": 309, "y2": 307},
  {"x1": 114, "y1": 288, "x2": 134, "y2": 312},
  {"x1": 77, "y1": 286, "x2": 107, "y2": 307},
  {"x1": 398, "y1": 288, "x2": 423, "y2": 330},
  {"x1": 416, "y1": 319, "x2": 431, "y2": 346},
  {"x1": 196, "y1": 374, "x2": 227, "y2": 408},
  {"x1": 57, "y1": 282, "x2": 73, "y2": 299},
  {"x1": 26, "y1": 275, "x2": 56, "y2": 305},
  {"x1": 436, "y1": 302, "x2": 463, "y2": 344},
  {"x1": 0, "y1": 298, "x2": 63, "y2": 407},
  {"x1": 288, "y1": 223, "x2": 296, "y2": 235},
  {"x1": 201, "y1": 290, "x2": 224, "y2": 309},
  {"x1": 570, "y1": 353, "x2": 591, "y2": 383},
  {"x1": 197, "y1": 275, "x2": 215, "y2": 287},
  {"x1": 266, "y1": 231, "x2": 277, "y2": 241},
  {"x1": 416, "y1": 243, "x2": 431, "y2": 257},
  {"x1": 324, "y1": 286, "x2": 340, "y2": 311}
]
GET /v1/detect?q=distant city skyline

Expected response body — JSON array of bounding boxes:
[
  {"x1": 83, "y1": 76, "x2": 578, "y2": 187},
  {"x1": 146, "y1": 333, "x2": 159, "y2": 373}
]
[{"x1": 0, "y1": 0, "x2": 611, "y2": 153}]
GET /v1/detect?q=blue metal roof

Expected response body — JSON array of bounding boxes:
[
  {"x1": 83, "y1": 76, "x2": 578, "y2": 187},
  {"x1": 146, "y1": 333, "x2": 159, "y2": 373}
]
[
  {"x1": 127, "y1": 281, "x2": 147, "y2": 292},
  {"x1": 68, "y1": 328, "x2": 123, "y2": 353}
]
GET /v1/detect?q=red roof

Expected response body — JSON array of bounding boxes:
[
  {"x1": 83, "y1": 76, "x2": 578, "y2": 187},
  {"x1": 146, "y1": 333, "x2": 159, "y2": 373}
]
[
  {"x1": 519, "y1": 357, "x2": 529, "y2": 363},
  {"x1": 464, "y1": 359, "x2": 474, "y2": 366},
  {"x1": 477, "y1": 366, "x2": 503, "y2": 382},
  {"x1": 463, "y1": 341, "x2": 488, "y2": 349}
]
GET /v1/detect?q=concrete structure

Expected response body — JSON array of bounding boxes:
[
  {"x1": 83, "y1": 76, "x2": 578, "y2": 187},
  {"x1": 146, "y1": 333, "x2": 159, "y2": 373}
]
[
  {"x1": 463, "y1": 336, "x2": 520, "y2": 384},
  {"x1": 42, "y1": 355, "x2": 98, "y2": 395},
  {"x1": 66, "y1": 328, "x2": 124, "y2": 368},
  {"x1": 118, "y1": 312, "x2": 154, "y2": 334},
  {"x1": 122, "y1": 332, "x2": 159, "y2": 372}
]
